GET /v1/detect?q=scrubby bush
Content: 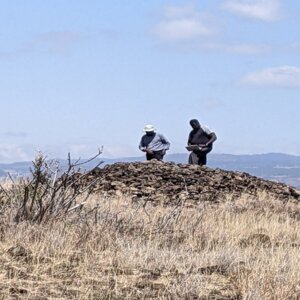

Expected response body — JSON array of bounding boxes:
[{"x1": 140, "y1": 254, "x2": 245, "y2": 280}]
[{"x1": 0, "y1": 150, "x2": 102, "y2": 224}]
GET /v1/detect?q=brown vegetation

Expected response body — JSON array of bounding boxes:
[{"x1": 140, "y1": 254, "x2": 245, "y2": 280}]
[{"x1": 0, "y1": 158, "x2": 299, "y2": 299}]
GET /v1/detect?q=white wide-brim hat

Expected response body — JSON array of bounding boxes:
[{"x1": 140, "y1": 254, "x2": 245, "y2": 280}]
[{"x1": 143, "y1": 124, "x2": 155, "y2": 132}]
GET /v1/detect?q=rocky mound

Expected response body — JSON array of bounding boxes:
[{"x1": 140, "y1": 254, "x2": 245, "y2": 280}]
[{"x1": 86, "y1": 160, "x2": 300, "y2": 203}]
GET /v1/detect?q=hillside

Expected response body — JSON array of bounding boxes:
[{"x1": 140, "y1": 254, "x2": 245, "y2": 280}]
[
  {"x1": 167, "y1": 153, "x2": 300, "y2": 188},
  {"x1": 0, "y1": 159, "x2": 299, "y2": 299},
  {"x1": 85, "y1": 160, "x2": 300, "y2": 204}
]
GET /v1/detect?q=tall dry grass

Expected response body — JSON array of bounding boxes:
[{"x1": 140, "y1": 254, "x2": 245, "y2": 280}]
[{"x1": 0, "y1": 188, "x2": 299, "y2": 299}]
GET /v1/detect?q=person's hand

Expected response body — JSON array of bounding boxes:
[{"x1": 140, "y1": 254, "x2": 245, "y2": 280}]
[
  {"x1": 146, "y1": 149, "x2": 154, "y2": 155},
  {"x1": 199, "y1": 144, "x2": 207, "y2": 148}
]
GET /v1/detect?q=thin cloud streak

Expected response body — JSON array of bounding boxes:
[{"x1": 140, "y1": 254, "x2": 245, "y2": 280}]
[
  {"x1": 202, "y1": 98, "x2": 227, "y2": 111},
  {"x1": 0, "y1": 31, "x2": 84, "y2": 60},
  {"x1": 284, "y1": 42, "x2": 300, "y2": 53},
  {"x1": 175, "y1": 42, "x2": 270, "y2": 54},
  {"x1": 35, "y1": 31, "x2": 84, "y2": 54},
  {"x1": 221, "y1": 0, "x2": 282, "y2": 22},
  {"x1": 2, "y1": 131, "x2": 28, "y2": 137},
  {"x1": 0, "y1": 30, "x2": 119, "y2": 60},
  {"x1": 240, "y1": 66, "x2": 300, "y2": 88}
]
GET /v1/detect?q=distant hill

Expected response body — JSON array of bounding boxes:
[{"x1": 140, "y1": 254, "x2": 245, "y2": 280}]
[
  {"x1": 165, "y1": 153, "x2": 300, "y2": 188},
  {"x1": 1, "y1": 153, "x2": 300, "y2": 188}
]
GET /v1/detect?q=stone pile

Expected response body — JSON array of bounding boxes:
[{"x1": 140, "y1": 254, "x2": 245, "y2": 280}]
[{"x1": 83, "y1": 160, "x2": 300, "y2": 203}]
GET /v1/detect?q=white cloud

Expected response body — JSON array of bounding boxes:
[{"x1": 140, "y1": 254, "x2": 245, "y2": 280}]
[
  {"x1": 153, "y1": 19, "x2": 215, "y2": 41},
  {"x1": 103, "y1": 145, "x2": 139, "y2": 158},
  {"x1": 241, "y1": 66, "x2": 300, "y2": 88},
  {"x1": 177, "y1": 42, "x2": 269, "y2": 54},
  {"x1": 0, "y1": 144, "x2": 32, "y2": 163},
  {"x1": 151, "y1": 4, "x2": 218, "y2": 42},
  {"x1": 151, "y1": 3, "x2": 269, "y2": 55},
  {"x1": 221, "y1": 43, "x2": 269, "y2": 54},
  {"x1": 222, "y1": 0, "x2": 282, "y2": 22}
]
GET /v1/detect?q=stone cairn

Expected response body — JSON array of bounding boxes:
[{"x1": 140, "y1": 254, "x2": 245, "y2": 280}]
[{"x1": 80, "y1": 160, "x2": 300, "y2": 204}]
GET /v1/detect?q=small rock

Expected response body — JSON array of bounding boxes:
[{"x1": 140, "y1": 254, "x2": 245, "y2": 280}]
[{"x1": 7, "y1": 245, "x2": 32, "y2": 260}]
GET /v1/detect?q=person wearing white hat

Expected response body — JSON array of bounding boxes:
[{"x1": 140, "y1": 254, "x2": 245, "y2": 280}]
[{"x1": 139, "y1": 125, "x2": 170, "y2": 161}]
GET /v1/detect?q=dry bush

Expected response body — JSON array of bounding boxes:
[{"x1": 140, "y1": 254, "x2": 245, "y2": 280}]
[
  {"x1": 0, "y1": 151, "x2": 103, "y2": 225},
  {"x1": 0, "y1": 183, "x2": 299, "y2": 299}
]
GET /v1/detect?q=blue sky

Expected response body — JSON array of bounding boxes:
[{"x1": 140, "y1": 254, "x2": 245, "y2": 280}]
[{"x1": 1, "y1": 0, "x2": 300, "y2": 162}]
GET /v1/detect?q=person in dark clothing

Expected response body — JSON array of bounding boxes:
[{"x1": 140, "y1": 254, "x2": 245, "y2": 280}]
[
  {"x1": 139, "y1": 125, "x2": 170, "y2": 161},
  {"x1": 187, "y1": 119, "x2": 217, "y2": 166}
]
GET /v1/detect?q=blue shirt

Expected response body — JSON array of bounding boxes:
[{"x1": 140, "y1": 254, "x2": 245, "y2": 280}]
[{"x1": 139, "y1": 133, "x2": 170, "y2": 152}]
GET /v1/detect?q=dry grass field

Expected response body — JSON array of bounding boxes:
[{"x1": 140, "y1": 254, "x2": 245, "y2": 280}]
[{"x1": 0, "y1": 186, "x2": 300, "y2": 299}]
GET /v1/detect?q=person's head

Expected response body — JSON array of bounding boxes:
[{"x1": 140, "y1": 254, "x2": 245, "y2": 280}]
[
  {"x1": 190, "y1": 119, "x2": 200, "y2": 130},
  {"x1": 143, "y1": 124, "x2": 156, "y2": 135}
]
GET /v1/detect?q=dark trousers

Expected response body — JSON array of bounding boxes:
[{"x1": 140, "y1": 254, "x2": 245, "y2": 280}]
[
  {"x1": 146, "y1": 150, "x2": 165, "y2": 161},
  {"x1": 188, "y1": 148, "x2": 211, "y2": 166}
]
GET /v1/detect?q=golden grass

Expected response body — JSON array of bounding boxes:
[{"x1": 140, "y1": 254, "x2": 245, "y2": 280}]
[{"x1": 0, "y1": 191, "x2": 299, "y2": 299}]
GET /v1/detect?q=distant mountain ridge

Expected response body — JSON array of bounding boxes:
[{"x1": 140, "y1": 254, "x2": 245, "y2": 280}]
[
  {"x1": 166, "y1": 153, "x2": 300, "y2": 188},
  {"x1": 1, "y1": 153, "x2": 300, "y2": 188}
]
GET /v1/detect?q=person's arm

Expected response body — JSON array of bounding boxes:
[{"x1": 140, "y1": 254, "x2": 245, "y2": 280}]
[
  {"x1": 159, "y1": 134, "x2": 170, "y2": 151},
  {"x1": 205, "y1": 132, "x2": 217, "y2": 147},
  {"x1": 201, "y1": 125, "x2": 217, "y2": 147},
  {"x1": 139, "y1": 137, "x2": 146, "y2": 151},
  {"x1": 187, "y1": 132, "x2": 192, "y2": 145}
]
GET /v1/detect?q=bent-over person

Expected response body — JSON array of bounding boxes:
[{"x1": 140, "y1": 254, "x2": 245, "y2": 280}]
[
  {"x1": 139, "y1": 125, "x2": 170, "y2": 161},
  {"x1": 187, "y1": 119, "x2": 217, "y2": 166}
]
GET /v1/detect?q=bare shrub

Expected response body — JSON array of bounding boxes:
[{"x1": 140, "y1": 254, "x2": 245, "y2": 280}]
[{"x1": 0, "y1": 150, "x2": 103, "y2": 224}]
